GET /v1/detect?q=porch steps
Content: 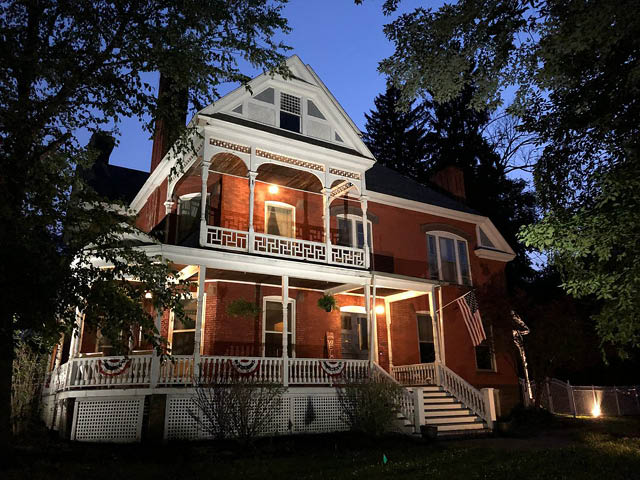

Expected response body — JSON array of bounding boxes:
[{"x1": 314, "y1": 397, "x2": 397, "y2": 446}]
[{"x1": 420, "y1": 386, "x2": 491, "y2": 438}]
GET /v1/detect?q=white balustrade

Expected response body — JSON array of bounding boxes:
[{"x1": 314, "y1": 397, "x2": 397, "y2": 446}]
[
  {"x1": 68, "y1": 355, "x2": 152, "y2": 388},
  {"x1": 436, "y1": 363, "x2": 491, "y2": 425},
  {"x1": 288, "y1": 358, "x2": 370, "y2": 385},
  {"x1": 372, "y1": 363, "x2": 416, "y2": 425},
  {"x1": 158, "y1": 355, "x2": 196, "y2": 385},
  {"x1": 205, "y1": 226, "x2": 249, "y2": 252},
  {"x1": 330, "y1": 244, "x2": 366, "y2": 267},
  {"x1": 253, "y1": 232, "x2": 327, "y2": 263},
  {"x1": 197, "y1": 356, "x2": 283, "y2": 384},
  {"x1": 391, "y1": 363, "x2": 437, "y2": 385}
]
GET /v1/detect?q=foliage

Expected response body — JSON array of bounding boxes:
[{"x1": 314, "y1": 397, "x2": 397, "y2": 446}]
[
  {"x1": 317, "y1": 294, "x2": 338, "y2": 313},
  {"x1": 11, "y1": 340, "x2": 47, "y2": 436},
  {"x1": 362, "y1": 85, "x2": 428, "y2": 178},
  {"x1": 226, "y1": 299, "x2": 261, "y2": 318},
  {"x1": 375, "y1": 0, "x2": 640, "y2": 352},
  {"x1": 335, "y1": 376, "x2": 403, "y2": 437},
  {"x1": 191, "y1": 379, "x2": 286, "y2": 444},
  {"x1": 0, "y1": 0, "x2": 291, "y2": 444}
]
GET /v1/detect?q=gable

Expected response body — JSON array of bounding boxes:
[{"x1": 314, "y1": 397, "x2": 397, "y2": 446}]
[{"x1": 199, "y1": 55, "x2": 373, "y2": 158}]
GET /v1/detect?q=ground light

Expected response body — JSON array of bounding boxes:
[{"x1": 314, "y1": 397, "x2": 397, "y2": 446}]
[
  {"x1": 592, "y1": 404, "x2": 601, "y2": 417},
  {"x1": 268, "y1": 184, "x2": 279, "y2": 194}
]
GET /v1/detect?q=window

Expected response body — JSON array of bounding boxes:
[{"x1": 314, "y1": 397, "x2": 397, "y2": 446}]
[
  {"x1": 307, "y1": 100, "x2": 326, "y2": 120},
  {"x1": 337, "y1": 215, "x2": 372, "y2": 249},
  {"x1": 417, "y1": 313, "x2": 436, "y2": 363},
  {"x1": 340, "y1": 312, "x2": 368, "y2": 359},
  {"x1": 177, "y1": 193, "x2": 209, "y2": 244},
  {"x1": 475, "y1": 326, "x2": 495, "y2": 371},
  {"x1": 263, "y1": 298, "x2": 295, "y2": 357},
  {"x1": 169, "y1": 298, "x2": 198, "y2": 355},
  {"x1": 280, "y1": 92, "x2": 301, "y2": 133},
  {"x1": 265, "y1": 202, "x2": 295, "y2": 237},
  {"x1": 426, "y1": 233, "x2": 472, "y2": 285}
]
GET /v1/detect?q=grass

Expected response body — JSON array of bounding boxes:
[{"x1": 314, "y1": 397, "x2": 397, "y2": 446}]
[{"x1": 3, "y1": 415, "x2": 640, "y2": 480}]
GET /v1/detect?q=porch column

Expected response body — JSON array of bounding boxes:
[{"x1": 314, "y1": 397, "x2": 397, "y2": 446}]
[
  {"x1": 194, "y1": 265, "x2": 207, "y2": 373},
  {"x1": 364, "y1": 283, "x2": 374, "y2": 364},
  {"x1": 429, "y1": 286, "x2": 442, "y2": 363},
  {"x1": 281, "y1": 275, "x2": 289, "y2": 386},
  {"x1": 198, "y1": 159, "x2": 211, "y2": 246},
  {"x1": 437, "y1": 286, "x2": 446, "y2": 364},
  {"x1": 322, "y1": 187, "x2": 331, "y2": 263},
  {"x1": 360, "y1": 195, "x2": 370, "y2": 268},
  {"x1": 69, "y1": 308, "x2": 83, "y2": 359},
  {"x1": 248, "y1": 170, "x2": 257, "y2": 252},
  {"x1": 150, "y1": 310, "x2": 163, "y2": 388},
  {"x1": 384, "y1": 299, "x2": 393, "y2": 368},
  {"x1": 371, "y1": 281, "x2": 379, "y2": 363}
]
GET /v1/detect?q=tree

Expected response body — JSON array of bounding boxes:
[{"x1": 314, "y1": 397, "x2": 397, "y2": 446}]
[
  {"x1": 362, "y1": 85, "x2": 428, "y2": 178},
  {"x1": 374, "y1": 0, "x2": 640, "y2": 353},
  {"x1": 0, "y1": 0, "x2": 291, "y2": 445}
]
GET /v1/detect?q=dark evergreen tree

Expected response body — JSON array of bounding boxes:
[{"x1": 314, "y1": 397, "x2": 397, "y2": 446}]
[{"x1": 362, "y1": 85, "x2": 428, "y2": 178}]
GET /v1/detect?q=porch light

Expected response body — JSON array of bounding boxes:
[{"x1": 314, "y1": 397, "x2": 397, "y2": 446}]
[
  {"x1": 145, "y1": 291, "x2": 153, "y2": 299},
  {"x1": 268, "y1": 184, "x2": 279, "y2": 194},
  {"x1": 591, "y1": 404, "x2": 601, "y2": 417},
  {"x1": 375, "y1": 305, "x2": 385, "y2": 315}
]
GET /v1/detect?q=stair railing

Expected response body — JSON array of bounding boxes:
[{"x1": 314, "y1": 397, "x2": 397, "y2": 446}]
[{"x1": 371, "y1": 363, "x2": 417, "y2": 431}]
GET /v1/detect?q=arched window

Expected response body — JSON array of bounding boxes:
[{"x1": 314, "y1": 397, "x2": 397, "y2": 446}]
[
  {"x1": 426, "y1": 231, "x2": 472, "y2": 285},
  {"x1": 336, "y1": 214, "x2": 372, "y2": 249}
]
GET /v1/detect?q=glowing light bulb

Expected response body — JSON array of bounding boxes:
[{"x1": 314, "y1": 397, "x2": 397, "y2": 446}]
[
  {"x1": 145, "y1": 291, "x2": 153, "y2": 299},
  {"x1": 268, "y1": 184, "x2": 279, "y2": 194},
  {"x1": 591, "y1": 404, "x2": 601, "y2": 417},
  {"x1": 375, "y1": 305, "x2": 385, "y2": 315}
]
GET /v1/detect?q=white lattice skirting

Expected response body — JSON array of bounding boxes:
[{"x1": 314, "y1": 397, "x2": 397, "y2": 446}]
[
  {"x1": 165, "y1": 389, "x2": 349, "y2": 441},
  {"x1": 72, "y1": 397, "x2": 145, "y2": 442}
]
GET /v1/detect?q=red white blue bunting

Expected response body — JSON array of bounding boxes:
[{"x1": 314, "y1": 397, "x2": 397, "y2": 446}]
[
  {"x1": 229, "y1": 358, "x2": 261, "y2": 376},
  {"x1": 97, "y1": 358, "x2": 131, "y2": 376},
  {"x1": 320, "y1": 360, "x2": 345, "y2": 376}
]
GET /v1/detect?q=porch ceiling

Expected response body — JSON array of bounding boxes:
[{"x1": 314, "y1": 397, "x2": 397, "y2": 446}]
[
  {"x1": 201, "y1": 267, "x2": 343, "y2": 291},
  {"x1": 344, "y1": 287, "x2": 408, "y2": 298},
  {"x1": 256, "y1": 163, "x2": 322, "y2": 193}
]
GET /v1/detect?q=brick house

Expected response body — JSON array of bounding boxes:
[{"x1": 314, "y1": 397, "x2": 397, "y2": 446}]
[{"x1": 44, "y1": 55, "x2": 520, "y2": 442}]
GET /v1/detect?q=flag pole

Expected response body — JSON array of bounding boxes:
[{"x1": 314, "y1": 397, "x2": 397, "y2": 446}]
[{"x1": 439, "y1": 289, "x2": 472, "y2": 312}]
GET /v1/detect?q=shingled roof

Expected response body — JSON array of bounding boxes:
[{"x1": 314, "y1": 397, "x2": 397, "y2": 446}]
[
  {"x1": 365, "y1": 163, "x2": 478, "y2": 215},
  {"x1": 83, "y1": 162, "x2": 149, "y2": 204}
]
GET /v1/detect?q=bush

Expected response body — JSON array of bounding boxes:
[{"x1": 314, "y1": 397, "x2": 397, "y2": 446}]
[
  {"x1": 11, "y1": 341, "x2": 47, "y2": 435},
  {"x1": 335, "y1": 377, "x2": 403, "y2": 437},
  {"x1": 191, "y1": 379, "x2": 286, "y2": 445}
]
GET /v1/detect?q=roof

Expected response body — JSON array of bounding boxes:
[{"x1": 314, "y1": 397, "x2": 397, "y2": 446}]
[
  {"x1": 83, "y1": 162, "x2": 150, "y2": 204},
  {"x1": 365, "y1": 164, "x2": 479, "y2": 215}
]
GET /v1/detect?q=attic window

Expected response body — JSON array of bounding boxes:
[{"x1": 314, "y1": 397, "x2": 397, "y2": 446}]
[
  {"x1": 335, "y1": 132, "x2": 344, "y2": 143},
  {"x1": 307, "y1": 100, "x2": 326, "y2": 120},
  {"x1": 280, "y1": 93, "x2": 301, "y2": 133},
  {"x1": 478, "y1": 227, "x2": 495, "y2": 248},
  {"x1": 232, "y1": 104, "x2": 243, "y2": 114},
  {"x1": 254, "y1": 88, "x2": 275, "y2": 104}
]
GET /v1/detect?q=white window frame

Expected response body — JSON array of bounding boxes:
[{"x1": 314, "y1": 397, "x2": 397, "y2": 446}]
[
  {"x1": 168, "y1": 292, "x2": 204, "y2": 356},
  {"x1": 277, "y1": 90, "x2": 302, "y2": 134},
  {"x1": 262, "y1": 296, "x2": 296, "y2": 357},
  {"x1": 176, "y1": 192, "x2": 209, "y2": 244},
  {"x1": 264, "y1": 201, "x2": 296, "y2": 238},
  {"x1": 474, "y1": 325, "x2": 496, "y2": 372},
  {"x1": 336, "y1": 214, "x2": 372, "y2": 249},
  {"x1": 426, "y1": 231, "x2": 472, "y2": 286}
]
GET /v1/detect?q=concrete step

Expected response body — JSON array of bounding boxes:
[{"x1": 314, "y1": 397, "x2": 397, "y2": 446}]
[
  {"x1": 422, "y1": 397, "x2": 457, "y2": 404},
  {"x1": 423, "y1": 391, "x2": 449, "y2": 398},
  {"x1": 436, "y1": 422, "x2": 486, "y2": 432},
  {"x1": 422, "y1": 386, "x2": 442, "y2": 392},
  {"x1": 425, "y1": 415, "x2": 480, "y2": 425},
  {"x1": 424, "y1": 402, "x2": 464, "y2": 410},
  {"x1": 424, "y1": 408, "x2": 471, "y2": 417}
]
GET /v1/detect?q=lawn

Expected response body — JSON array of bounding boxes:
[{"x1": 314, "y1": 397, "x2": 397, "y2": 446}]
[{"x1": 3, "y1": 415, "x2": 640, "y2": 479}]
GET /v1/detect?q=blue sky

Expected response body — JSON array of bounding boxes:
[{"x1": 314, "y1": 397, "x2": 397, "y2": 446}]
[{"x1": 106, "y1": 0, "x2": 441, "y2": 172}]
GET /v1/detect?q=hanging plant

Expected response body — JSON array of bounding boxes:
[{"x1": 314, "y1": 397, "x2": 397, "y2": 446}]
[
  {"x1": 226, "y1": 299, "x2": 260, "y2": 318},
  {"x1": 317, "y1": 294, "x2": 337, "y2": 313}
]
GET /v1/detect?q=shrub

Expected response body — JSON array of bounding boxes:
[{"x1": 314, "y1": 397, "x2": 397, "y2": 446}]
[
  {"x1": 191, "y1": 379, "x2": 286, "y2": 445},
  {"x1": 317, "y1": 294, "x2": 337, "y2": 312},
  {"x1": 11, "y1": 341, "x2": 47, "y2": 435},
  {"x1": 335, "y1": 376, "x2": 403, "y2": 436}
]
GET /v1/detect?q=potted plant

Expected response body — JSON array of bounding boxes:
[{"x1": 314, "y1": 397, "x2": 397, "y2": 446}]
[
  {"x1": 317, "y1": 294, "x2": 337, "y2": 313},
  {"x1": 226, "y1": 299, "x2": 260, "y2": 318}
]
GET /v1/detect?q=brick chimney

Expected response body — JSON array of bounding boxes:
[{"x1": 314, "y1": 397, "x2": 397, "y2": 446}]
[
  {"x1": 150, "y1": 74, "x2": 189, "y2": 173},
  {"x1": 430, "y1": 165, "x2": 466, "y2": 200},
  {"x1": 88, "y1": 131, "x2": 115, "y2": 166}
]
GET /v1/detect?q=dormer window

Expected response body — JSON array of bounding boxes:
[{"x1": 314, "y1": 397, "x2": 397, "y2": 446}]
[
  {"x1": 280, "y1": 92, "x2": 301, "y2": 133},
  {"x1": 427, "y1": 232, "x2": 472, "y2": 286}
]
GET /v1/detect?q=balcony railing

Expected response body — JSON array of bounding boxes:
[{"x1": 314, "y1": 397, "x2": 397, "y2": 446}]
[
  {"x1": 203, "y1": 225, "x2": 367, "y2": 268},
  {"x1": 45, "y1": 355, "x2": 371, "y2": 392}
]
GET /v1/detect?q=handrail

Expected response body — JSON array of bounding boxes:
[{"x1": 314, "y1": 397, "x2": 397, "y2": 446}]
[
  {"x1": 372, "y1": 363, "x2": 416, "y2": 431},
  {"x1": 436, "y1": 362, "x2": 492, "y2": 425}
]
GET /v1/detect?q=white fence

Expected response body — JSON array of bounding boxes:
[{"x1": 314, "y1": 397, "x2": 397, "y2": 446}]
[
  {"x1": 522, "y1": 378, "x2": 640, "y2": 416},
  {"x1": 203, "y1": 225, "x2": 367, "y2": 268}
]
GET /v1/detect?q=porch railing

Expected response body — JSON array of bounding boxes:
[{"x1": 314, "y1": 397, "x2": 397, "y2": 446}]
[
  {"x1": 203, "y1": 225, "x2": 367, "y2": 268},
  {"x1": 391, "y1": 363, "x2": 437, "y2": 385},
  {"x1": 288, "y1": 358, "x2": 369, "y2": 385}
]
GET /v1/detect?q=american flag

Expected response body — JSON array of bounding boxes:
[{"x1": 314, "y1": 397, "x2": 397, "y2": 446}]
[{"x1": 456, "y1": 291, "x2": 486, "y2": 346}]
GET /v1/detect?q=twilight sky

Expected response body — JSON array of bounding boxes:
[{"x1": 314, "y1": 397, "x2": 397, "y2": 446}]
[{"x1": 103, "y1": 0, "x2": 442, "y2": 172}]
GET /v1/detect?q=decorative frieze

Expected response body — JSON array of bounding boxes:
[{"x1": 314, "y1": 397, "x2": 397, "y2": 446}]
[
  {"x1": 209, "y1": 138, "x2": 251, "y2": 154},
  {"x1": 330, "y1": 181, "x2": 354, "y2": 197},
  {"x1": 255, "y1": 149, "x2": 325, "y2": 172},
  {"x1": 329, "y1": 167, "x2": 360, "y2": 180}
]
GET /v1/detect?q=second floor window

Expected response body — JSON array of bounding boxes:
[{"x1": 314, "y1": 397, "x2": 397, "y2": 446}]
[
  {"x1": 337, "y1": 215, "x2": 372, "y2": 249},
  {"x1": 265, "y1": 202, "x2": 295, "y2": 238},
  {"x1": 177, "y1": 193, "x2": 209, "y2": 244},
  {"x1": 427, "y1": 232, "x2": 472, "y2": 285}
]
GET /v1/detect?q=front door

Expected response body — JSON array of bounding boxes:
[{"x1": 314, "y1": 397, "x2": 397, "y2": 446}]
[
  {"x1": 417, "y1": 313, "x2": 436, "y2": 363},
  {"x1": 341, "y1": 312, "x2": 368, "y2": 360}
]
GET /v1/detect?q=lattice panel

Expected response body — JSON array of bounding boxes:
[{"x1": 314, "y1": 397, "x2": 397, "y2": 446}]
[
  {"x1": 331, "y1": 245, "x2": 366, "y2": 267},
  {"x1": 166, "y1": 396, "x2": 201, "y2": 440},
  {"x1": 280, "y1": 93, "x2": 301, "y2": 115},
  {"x1": 253, "y1": 233, "x2": 327, "y2": 262},
  {"x1": 291, "y1": 394, "x2": 348, "y2": 433},
  {"x1": 206, "y1": 226, "x2": 249, "y2": 251},
  {"x1": 74, "y1": 398, "x2": 143, "y2": 442}
]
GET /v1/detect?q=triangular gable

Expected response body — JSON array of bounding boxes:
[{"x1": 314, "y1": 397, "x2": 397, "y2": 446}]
[{"x1": 199, "y1": 55, "x2": 373, "y2": 159}]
